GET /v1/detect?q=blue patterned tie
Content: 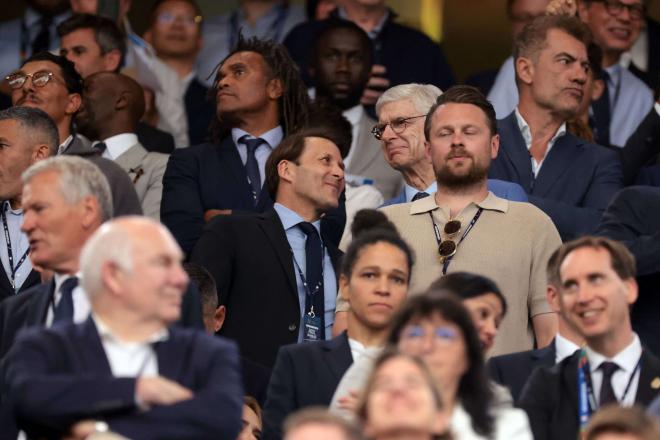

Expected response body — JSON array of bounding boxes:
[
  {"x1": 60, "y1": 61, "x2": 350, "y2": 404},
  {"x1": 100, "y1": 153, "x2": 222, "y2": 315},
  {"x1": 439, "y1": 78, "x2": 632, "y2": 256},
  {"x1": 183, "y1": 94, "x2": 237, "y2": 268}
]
[
  {"x1": 242, "y1": 138, "x2": 263, "y2": 204},
  {"x1": 412, "y1": 191, "x2": 430, "y2": 201},
  {"x1": 53, "y1": 277, "x2": 79, "y2": 325},
  {"x1": 298, "y1": 222, "x2": 325, "y2": 340}
]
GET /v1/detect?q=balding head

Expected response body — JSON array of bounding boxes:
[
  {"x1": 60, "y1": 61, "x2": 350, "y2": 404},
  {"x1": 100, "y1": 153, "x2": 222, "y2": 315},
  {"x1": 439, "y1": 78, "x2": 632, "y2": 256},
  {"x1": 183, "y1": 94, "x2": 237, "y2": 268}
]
[
  {"x1": 76, "y1": 71, "x2": 146, "y2": 140},
  {"x1": 80, "y1": 216, "x2": 189, "y2": 331}
]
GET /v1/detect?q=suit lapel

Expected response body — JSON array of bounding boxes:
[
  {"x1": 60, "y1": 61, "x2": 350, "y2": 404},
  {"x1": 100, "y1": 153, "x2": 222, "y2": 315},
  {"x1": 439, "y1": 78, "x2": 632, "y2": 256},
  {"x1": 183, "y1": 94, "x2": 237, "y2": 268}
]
[
  {"x1": 218, "y1": 137, "x2": 267, "y2": 207},
  {"x1": 531, "y1": 340, "x2": 556, "y2": 368},
  {"x1": 0, "y1": 262, "x2": 13, "y2": 301},
  {"x1": 78, "y1": 317, "x2": 113, "y2": 374},
  {"x1": 634, "y1": 350, "x2": 660, "y2": 405},
  {"x1": 322, "y1": 332, "x2": 353, "y2": 381},
  {"x1": 257, "y1": 209, "x2": 298, "y2": 301},
  {"x1": 498, "y1": 113, "x2": 534, "y2": 191},
  {"x1": 347, "y1": 112, "x2": 380, "y2": 176},
  {"x1": 561, "y1": 352, "x2": 580, "y2": 415},
  {"x1": 325, "y1": 242, "x2": 343, "y2": 284},
  {"x1": 18, "y1": 270, "x2": 41, "y2": 294},
  {"x1": 155, "y1": 329, "x2": 189, "y2": 382},
  {"x1": 114, "y1": 142, "x2": 148, "y2": 175},
  {"x1": 25, "y1": 281, "x2": 54, "y2": 325},
  {"x1": 533, "y1": 134, "x2": 583, "y2": 197}
]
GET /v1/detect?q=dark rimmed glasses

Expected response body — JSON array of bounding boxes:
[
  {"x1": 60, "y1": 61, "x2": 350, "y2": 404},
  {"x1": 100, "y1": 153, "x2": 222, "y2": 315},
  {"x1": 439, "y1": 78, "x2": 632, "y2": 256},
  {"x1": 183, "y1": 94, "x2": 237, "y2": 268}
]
[
  {"x1": 593, "y1": 0, "x2": 646, "y2": 20},
  {"x1": 371, "y1": 115, "x2": 426, "y2": 140},
  {"x1": 5, "y1": 71, "x2": 55, "y2": 89}
]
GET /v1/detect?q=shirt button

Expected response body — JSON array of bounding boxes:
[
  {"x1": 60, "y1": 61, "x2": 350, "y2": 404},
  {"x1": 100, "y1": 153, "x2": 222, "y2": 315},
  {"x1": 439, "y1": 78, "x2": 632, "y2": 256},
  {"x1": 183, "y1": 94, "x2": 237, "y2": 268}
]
[{"x1": 288, "y1": 323, "x2": 297, "y2": 332}]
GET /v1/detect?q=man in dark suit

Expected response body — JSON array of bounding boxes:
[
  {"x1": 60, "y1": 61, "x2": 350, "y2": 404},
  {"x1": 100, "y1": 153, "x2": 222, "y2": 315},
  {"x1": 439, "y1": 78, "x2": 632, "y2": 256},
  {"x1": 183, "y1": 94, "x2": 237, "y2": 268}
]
[
  {"x1": 489, "y1": 14, "x2": 622, "y2": 240},
  {"x1": 160, "y1": 35, "x2": 321, "y2": 256},
  {"x1": 488, "y1": 247, "x2": 583, "y2": 402},
  {"x1": 596, "y1": 186, "x2": 660, "y2": 356},
  {"x1": 519, "y1": 236, "x2": 660, "y2": 440},
  {"x1": 0, "y1": 107, "x2": 58, "y2": 304},
  {"x1": 5, "y1": 216, "x2": 242, "y2": 440},
  {"x1": 191, "y1": 126, "x2": 346, "y2": 369},
  {"x1": 57, "y1": 13, "x2": 176, "y2": 154},
  {"x1": 262, "y1": 224, "x2": 410, "y2": 439}
]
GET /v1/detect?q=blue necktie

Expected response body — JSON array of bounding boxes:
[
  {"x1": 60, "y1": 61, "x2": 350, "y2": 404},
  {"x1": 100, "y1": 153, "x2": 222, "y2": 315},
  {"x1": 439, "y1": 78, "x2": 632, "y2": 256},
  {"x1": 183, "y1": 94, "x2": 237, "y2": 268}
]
[
  {"x1": 298, "y1": 222, "x2": 325, "y2": 340},
  {"x1": 599, "y1": 361, "x2": 620, "y2": 406},
  {"x1": 242, "y1": 138, "x2": 263, "y2": 204},
  {"x1": 412, "y1": 191, "x2": 430, "y2": 201},
  {"x1": 53, "y1": 277, "x2": 79, "y2": 325}
]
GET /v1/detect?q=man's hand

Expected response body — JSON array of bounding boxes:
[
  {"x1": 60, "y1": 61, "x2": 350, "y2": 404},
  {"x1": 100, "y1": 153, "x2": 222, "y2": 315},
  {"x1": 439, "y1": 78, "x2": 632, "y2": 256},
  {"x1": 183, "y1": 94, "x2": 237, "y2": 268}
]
[
  {"x1": 63, "y1": 420, "x2": 96, "y2": 440},
  {"x1": 336, "y1": 389, "x2": 361, "y2": 413},
  {"x1": 136, "y1": 376, "x2": 193, "y2": 406},
  {"x1": 360, "y1": 65, "x2": 390, "y2": 106},
  {"x1": 546, "y1": 0, "x2": 578, "y2": 16},
  {"x1": 204, "y1": 209, "x2": 233, "y2": 222}
]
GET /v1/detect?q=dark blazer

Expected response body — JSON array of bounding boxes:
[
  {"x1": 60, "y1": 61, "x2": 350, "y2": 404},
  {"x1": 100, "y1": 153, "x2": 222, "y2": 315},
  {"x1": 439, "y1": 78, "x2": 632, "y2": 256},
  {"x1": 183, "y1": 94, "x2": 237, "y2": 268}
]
[
  {"x1": 5, "y1": 317, "x2": 243, "y2": 440},
  {"x1": 487, "y1": 341, "x2": 556, "y2": 403},
  {"x1": 161, "y1": 137, "x2": 346, "y2": 256},
  {"x1": 262, "y1": 332, "x2": 353, "y2": 440},
  {"x1": 184, "y1": 78, "x2": 215, "y2": 146},
  {"x1": 0, "y1": 265, "x2": 39, "y2": 305},
  {"x1": 490, "y1": 112, "x2": 623, "y2": 240},
  {"x1": 519, "y1": 349, "x2": 660, "y2": 440},
  {"x1": 620, "y1": 108, "x2": 660, "y2": 185},
  {"x1": 136, "y1": 121, "x2": 175, "y2": 154},
  {"x1": 190, "y1": 208, "x2": 342, "y2": 368},
  {"x1": 628, "y1": 18, "x2": 660, "y2": 92},
  {"x1": 596, "y1": 186, "x2": 660, "y2": 356}
]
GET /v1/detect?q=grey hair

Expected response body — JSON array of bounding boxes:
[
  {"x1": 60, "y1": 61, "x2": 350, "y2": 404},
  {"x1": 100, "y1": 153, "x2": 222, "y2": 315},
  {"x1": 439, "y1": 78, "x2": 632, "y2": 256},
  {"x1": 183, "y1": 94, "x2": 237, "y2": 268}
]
[
  {"x1": 0, "y1": 106, "x2": 59, "y2": 155},
  {"x1": 21, "y1": 156, "x2": 113, "y2": 221},
  {"x1": 375, "y1": 83, "x2": 443, "y2": 115},
  {"x1": 79, "y1": 218, "x2": 138, "y2": 300}
]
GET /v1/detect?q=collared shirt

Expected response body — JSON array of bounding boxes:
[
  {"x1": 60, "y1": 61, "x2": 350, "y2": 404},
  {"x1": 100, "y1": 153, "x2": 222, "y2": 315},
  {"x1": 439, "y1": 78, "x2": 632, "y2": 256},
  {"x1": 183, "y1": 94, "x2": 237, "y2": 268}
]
[
  {"x1": 403, "y1": 181, "x2": 437, "y2": 203},
  {"x1": 97, "y1": 133, "x2": 139, "y2": 160},
  {"x1": 585, "y1": 334, "x2": 642, "y2": 407},
  {"x1": 488, "y1": 56, "x2": 517, "y2": 119},
  {"x1": 231, "y1": 126, "x2": 283, "y2": 187},
  {"x1": 155, "y1": 70, "x2": 196, "y2": 148},
  {"x1": 0, "y1": 201, "x2": 31, "y2": 291},
  {"x1": 621, "y1": 27, "x2": 647, "y2": 72},
  {"x1": 348, "y1": 338, "x2": 382, "y2": 364},
  {"x1": 93, "y1": 314, "x2": 168, "y2": 378},
  {"x1": 555, "y1": 333, "x2": 581, "y2": 364},
  {"x1": 195, "y1": 3, "x2": 306, "y2": 86},
  {"x1": 57, "y1": 134, "x2": 74, "y2": 155},
  {"x1": 337, "y1": 7, "x2": 389, "y2": 40},
  {"x1": 273, "y1": 202, "x2": 337, "y2": 341},
  {"x1": 45, "y1": 272, "x2": 91, "y2": 327},
  {"x1": 514, "y1": 107, "x2": 567, "y2": 177},
  {"x1": 341, "y1": 104, "x2": 364, "y2": 173},
  {"x1": 604, "y1": 64, "x2": 654, "y2": 147}
]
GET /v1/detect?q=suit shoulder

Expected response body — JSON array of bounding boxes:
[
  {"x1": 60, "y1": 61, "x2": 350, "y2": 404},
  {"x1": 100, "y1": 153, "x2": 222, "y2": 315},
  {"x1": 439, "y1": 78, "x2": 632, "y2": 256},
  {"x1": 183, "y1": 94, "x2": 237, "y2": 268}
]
[
  {"x1": 490, "y1": 348, "x2": 535, "y2": 367},
  {"x1": 277, "y1": 339, "x2": 325, "y2": 359},
  {"x1": 205, "y1": 211, "x2": 263, "y2": 232},
  {"x1": 171, "y1": 327, "x2": 239, "y2": 353},
  {"x1": 170, "y1": 142, "x2": 222, "y2": 161}
]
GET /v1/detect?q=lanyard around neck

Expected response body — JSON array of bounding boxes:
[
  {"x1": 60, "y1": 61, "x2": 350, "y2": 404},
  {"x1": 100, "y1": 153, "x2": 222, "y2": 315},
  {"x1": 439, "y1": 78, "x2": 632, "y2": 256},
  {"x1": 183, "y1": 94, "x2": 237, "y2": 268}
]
[
  {"x1": 428, "y1": 208, "x2": 483, "y2": 275},
  {"x1": 1, "y1": 206, "x2": 29, "y2": 291}
]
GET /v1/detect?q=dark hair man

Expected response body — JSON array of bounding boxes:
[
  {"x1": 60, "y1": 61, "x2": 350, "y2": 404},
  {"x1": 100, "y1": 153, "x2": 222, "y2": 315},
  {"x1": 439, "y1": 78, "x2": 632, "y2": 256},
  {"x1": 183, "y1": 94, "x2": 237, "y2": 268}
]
[
  {"x1": 190, "y1": 126, "x2": 346, "y2": 368},
  {"x1": 519, "y1": 236, "x2": 660, "y2": 440},
  {"x1": 380, "y1": 85, "x2": 561, "y2": 356},
  {"x1": 489, "y1": 14, "x2": 623, "y2": 241}
]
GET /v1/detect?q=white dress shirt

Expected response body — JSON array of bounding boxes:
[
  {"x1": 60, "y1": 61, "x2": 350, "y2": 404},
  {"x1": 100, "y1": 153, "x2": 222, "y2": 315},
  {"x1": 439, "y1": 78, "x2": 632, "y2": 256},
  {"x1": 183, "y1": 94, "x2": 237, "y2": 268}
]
[
  {"x1": 98, "y1": 133, "x2": 138, "y2": 160},
  {"x1": 514, "y1": 108, "x2": 567, "y2": 177},
  {"x1": 45, "y1": 272, "x2": 91, "y2": 327},
  {"x1": 555, "y1": 333, "x2": 581, "y2": 364},
  {"x1": 93, "y1": 314, "x2": 168, "y2": 378},
  {"x1": 341, "y1": 104, "x2": 364, "y2": 174},
  {"x1": 347, "y1": 338, "x2": 382, "y2": 364},
  {"x1": 584, "y1": 334, "x2": 642, "y2": 407}
]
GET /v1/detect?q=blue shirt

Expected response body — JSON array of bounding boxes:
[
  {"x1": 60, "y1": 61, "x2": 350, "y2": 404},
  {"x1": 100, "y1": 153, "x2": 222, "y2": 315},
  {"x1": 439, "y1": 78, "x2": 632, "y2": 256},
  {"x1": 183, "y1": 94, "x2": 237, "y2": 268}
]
[
  {"x1": 273, "y1": 203, "x2": 337, "y2": 341},
  {"x1": 0, "y1": 201, "x2": 32, "y2": 292},
  {"x1": 404, "y1": 182, "x2": 437, "y2": 202},
  {"x1": 231, "y1": 126, "x2": 284, "y2": 187}
]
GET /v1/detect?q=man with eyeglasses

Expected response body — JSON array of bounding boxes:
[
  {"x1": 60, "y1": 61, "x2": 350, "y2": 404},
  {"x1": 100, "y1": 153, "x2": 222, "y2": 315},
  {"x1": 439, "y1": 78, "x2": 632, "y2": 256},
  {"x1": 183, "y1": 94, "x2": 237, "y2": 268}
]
[
  {"x1": 6, "y1": 51, "x2": 142, "y2": 217},
  {"x1": 378, "y1": 85, "x2": 561, "y2": 357},
  {"x1": 141, "y1": 0, "x2": 215, "y2": 148}
]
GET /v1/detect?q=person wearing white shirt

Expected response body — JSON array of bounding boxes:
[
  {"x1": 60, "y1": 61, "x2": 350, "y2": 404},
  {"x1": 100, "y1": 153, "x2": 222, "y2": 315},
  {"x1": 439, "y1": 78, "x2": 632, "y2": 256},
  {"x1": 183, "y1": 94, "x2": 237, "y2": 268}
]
[{"x1": 519, "y1": 236, "x2": 660, "y2": 440}]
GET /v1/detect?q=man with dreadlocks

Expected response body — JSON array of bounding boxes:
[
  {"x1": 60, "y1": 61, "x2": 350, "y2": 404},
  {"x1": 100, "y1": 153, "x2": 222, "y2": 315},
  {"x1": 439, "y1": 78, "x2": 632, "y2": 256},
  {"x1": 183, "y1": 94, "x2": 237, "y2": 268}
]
[{"x1": 161, "y1": 35, "x2": 346, "y2": 256}]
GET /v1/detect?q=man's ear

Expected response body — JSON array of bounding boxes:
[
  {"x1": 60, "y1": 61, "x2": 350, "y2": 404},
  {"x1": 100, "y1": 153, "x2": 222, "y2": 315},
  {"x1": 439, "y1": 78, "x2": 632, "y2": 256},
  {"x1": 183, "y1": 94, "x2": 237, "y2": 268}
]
[
  {"x1": 267, "y1": 78, "x2": 284, "y2": 100},
  {"x1": 591, "y1": 78, "x2": 605, "y2": 102},
  {"x1": 516, "y1": 56, "x2": 534, "y2": 86},
  {"x1": 65, "y1": 93, "x2": 82, "y2": 116},
  {"x1": 214, "y1": 305, "x2": 226, "y2": 332},
  {"x1": 490, "y1": 133, "x2": 500, "y2": 159},
  {"x1": 103, "y1": 49, "x2": 122, "y2": 73},
  {"x1": 31, "y1": 143, "x2": 51, "y2": 162},
  {"x1": 277, "y1": 159, "x2": 294, "y2": 185}
]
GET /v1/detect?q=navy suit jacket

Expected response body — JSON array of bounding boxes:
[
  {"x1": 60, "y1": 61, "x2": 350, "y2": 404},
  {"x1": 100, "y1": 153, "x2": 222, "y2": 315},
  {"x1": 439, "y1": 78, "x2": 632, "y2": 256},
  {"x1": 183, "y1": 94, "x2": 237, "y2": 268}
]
[
  {"x1": 262, "y1": 332, "x2": 353, "y2": 440},
  {"x1": 5, "y1": 317, "x2": 243, "y2": 440},
  {"x1": 519, "y1": 349, "x2": 660, "y2": 440},
  {"x1": 191, "y1": 208, "x2": 343, "y2": 368},
  {"x1": 487, "y1": 341, "x2": 557, "y2": 403},
  {"x1": 161, "y1": 137, "x2": 346, "y2": 256},
  {"x1": 490, "y1": 112, "x2": 623, "y2": 240}
]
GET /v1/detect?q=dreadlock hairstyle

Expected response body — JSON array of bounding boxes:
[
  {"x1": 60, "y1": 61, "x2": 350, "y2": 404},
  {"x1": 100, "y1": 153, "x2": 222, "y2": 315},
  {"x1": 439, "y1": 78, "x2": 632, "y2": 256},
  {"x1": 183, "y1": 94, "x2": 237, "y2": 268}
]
[{"x1": 210, "y1": 34, "x2": 310, "y2": 143}]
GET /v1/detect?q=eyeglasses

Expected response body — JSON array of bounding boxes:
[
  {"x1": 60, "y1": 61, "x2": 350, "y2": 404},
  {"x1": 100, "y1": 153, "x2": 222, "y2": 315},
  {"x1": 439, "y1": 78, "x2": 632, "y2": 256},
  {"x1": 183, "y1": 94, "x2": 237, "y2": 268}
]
[
  {"x1": 5, "y1": 70, "x2": 55, "y2": 89},
  {"x1": 156, "y1": 12, "x2": 203, "y2": 27},
  {"x1": 371, "y1": 115, "x2": 426, "y2": 140},
  {"x1": 400, "y1": 325, "x2": 459, "y2": 345},
  {"x1": 593, "y1": 0, "x2": 646, "y2": 20}
]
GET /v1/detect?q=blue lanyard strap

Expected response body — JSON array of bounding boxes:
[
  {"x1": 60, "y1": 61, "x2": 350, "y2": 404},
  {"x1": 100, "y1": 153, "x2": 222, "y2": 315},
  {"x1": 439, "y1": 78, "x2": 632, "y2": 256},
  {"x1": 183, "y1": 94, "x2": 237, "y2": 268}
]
[
  {"x1": 1, "y1": 206, "x2": 29, "y2": 290},
  {"x1": 291, "y1": 247, "x2": 326, "y2": 315}
]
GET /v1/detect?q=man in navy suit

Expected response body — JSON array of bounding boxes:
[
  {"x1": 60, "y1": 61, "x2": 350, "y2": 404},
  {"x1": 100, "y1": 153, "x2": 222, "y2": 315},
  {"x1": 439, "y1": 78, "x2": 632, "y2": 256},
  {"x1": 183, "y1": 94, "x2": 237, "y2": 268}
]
[
  {"x1": 160, "y1": 35, "x2": 318, "y2": 256},
  {"x1": 5, "y1": 216, "x2": 243, "y2": 440},
  {"x1": 519, "y1": 236, "x2": 660, "y2": 440},
  {"x1": 489, "y1": 14, "x2": 622, "y2": 240}
]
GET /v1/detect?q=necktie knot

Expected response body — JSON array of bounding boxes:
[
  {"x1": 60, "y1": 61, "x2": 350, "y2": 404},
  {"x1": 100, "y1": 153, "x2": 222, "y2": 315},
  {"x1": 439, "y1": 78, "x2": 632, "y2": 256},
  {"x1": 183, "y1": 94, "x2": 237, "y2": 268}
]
[
  {"x1": 412, "y1": 191, "x2": 430, "y2": 201},
  {"x1": 241, "y1": 137, "x2": 263, "y2": 204},
  {"x1": 598, "y1": 361, "x2": 620, "y2": 406},
  {"x1": 599, "y1": 361, "x2": 620, "y2": 377},
  {"x1": 53, "y1": 276, "x2": 79, "y2": 325},
  {"x1": 243, "y1": 137, "x2": 264, "y2": 153},
  {"x1": 298, "y1": 221, "x2": 319, "y2": 238}
]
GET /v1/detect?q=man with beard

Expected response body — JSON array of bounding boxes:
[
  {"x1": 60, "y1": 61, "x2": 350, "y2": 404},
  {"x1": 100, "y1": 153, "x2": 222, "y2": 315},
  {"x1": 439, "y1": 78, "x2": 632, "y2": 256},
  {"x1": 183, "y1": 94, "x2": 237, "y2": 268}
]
[
  {"x1": 489, "y1": 14, "x2": 622, "y2": 241},
  {"x1": 380, "y1": 85, "x2": 561, "y2": 356}
]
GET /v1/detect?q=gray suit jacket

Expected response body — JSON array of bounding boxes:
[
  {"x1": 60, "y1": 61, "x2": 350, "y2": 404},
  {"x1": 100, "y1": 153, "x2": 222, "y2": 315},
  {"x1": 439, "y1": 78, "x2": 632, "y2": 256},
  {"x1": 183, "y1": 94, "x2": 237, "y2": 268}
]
[
  {"x1": 114, "y1": 142, "x2": 168, "y2": 220},
  {"x1": 346, "y1": 112, "x2": 403, "y2": 200}
]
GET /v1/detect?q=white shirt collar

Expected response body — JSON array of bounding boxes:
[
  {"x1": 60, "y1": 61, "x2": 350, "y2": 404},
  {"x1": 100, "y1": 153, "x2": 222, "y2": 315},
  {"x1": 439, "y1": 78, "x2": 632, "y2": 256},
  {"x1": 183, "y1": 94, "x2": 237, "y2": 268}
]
[
  {"x1": 342, "y1": 104, "x2": 363, "y2": 127},
  {"x1": 58, "y1": 134, "x2": 74, "y2": 155},
  {"x1": 555, "y1": 333, "x2": 581, "y2": 363},
  {"x1": 585, "y1": 334, "x2": 642, "y2": 375},
  {"x1": 404, "y1": 181, "x2": 437, "y2": 203},
  {"x1": 93, "y1": 313, "x2": 169, "y2": 346},
  {"x1": 231, "y1": 126, "x2": 283, "y2": 150},
  {"x1": 53, "y1": 271, "x2": 82, "y2": 297},
  {"x1": 514, "y1": 107, "x2": 566, "y2": 176},
  {"x1": 99, "y1": 133, "x2": 139, "y2": 160}
]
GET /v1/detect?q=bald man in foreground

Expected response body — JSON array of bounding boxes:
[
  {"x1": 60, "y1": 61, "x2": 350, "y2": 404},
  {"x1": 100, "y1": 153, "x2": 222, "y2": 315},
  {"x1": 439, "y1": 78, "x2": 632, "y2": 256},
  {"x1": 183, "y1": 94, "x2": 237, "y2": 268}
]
[
  {"x1": 76, "y1": 72, "x2": 169, "y2": 219},
  {"x1": 5, "y1": 217, "x2": 243, "y2": 440}
]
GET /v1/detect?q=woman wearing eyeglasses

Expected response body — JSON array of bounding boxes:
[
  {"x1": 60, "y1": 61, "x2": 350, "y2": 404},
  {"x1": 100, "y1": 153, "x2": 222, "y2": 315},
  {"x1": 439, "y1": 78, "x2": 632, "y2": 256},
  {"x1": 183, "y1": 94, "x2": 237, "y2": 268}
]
[
  {"x1": 389, "y1": 294, "x2": 532, "y2": 440},
  {"x1": 356, "y1": 349, "x2": 450, "y2": 440}
]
